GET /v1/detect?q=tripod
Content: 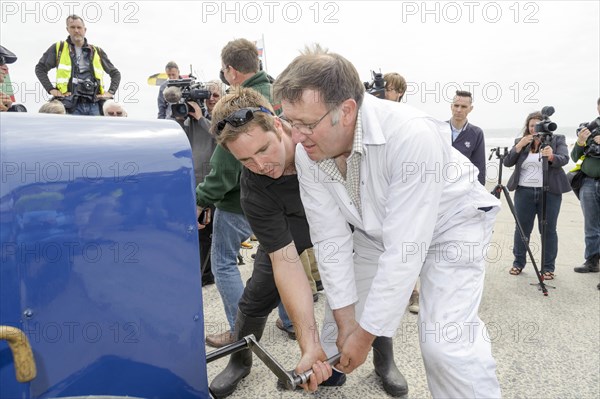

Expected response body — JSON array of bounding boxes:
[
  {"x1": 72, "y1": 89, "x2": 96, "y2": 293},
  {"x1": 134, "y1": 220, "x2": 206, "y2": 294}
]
[{"x1": 489, "y1": 146, "x2": 554, "y2": 296}]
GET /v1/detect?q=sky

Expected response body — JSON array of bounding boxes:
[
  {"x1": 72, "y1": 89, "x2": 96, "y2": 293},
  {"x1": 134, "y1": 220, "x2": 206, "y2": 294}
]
[{"x1": 1, "y1": 0, "x2": 599, "y2": 131}]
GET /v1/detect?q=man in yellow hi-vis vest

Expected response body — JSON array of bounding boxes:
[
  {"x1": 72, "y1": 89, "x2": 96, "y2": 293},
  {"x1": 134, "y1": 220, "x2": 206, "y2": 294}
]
[{"x1": 35, "y1": 15, "x2": 120, "y2": 116}]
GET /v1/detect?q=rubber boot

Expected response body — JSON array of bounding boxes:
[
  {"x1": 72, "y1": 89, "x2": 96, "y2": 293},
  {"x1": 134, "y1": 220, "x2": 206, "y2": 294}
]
[
  {"x1": 372, "y1": 336, "x2": 409, "y2": 397},
  {"x1": 209, "y1": 309, "x2": 268, "y2": 398}
]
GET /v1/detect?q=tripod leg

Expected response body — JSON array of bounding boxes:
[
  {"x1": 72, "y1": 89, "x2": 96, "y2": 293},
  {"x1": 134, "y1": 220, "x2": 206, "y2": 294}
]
[{"x1": 500, "y1": 186, "x2": 547, "y2": 294}]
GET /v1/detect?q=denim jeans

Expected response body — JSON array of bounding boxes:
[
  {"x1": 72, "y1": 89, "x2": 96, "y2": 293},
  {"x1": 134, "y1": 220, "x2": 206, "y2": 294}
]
[
  {"x1": 579, "y1": 177, "x2": 600, "y2": 260},
  {"x1": 278, "y1": 303, "x2": 292, "y2": 329},
  {"x1": 211, "y1": 209, "x2": 252, "y2": 331},
  {"x1": 70, "y1": 100, "x2": 101, "y2": 116},
  {"x1": 512, "y1": 186, "x2": 562, "y2": 272}
]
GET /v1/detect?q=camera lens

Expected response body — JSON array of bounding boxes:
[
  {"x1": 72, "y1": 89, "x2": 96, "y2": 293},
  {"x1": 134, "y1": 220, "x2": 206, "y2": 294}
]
[{"x1": 172, "y1": 103, "x2": 189, "y2": 117}]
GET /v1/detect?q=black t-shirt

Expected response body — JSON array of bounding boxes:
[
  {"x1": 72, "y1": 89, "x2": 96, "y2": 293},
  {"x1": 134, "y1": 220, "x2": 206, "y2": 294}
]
[{"x1": 240, "y1": 168, "x2": 312, "y2": 255}]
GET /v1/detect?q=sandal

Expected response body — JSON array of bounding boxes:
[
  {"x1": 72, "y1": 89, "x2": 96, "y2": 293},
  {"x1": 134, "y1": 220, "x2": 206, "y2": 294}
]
[
  {"x1": 509, "y1": 267, "x2": 523, "y2": 275},
  {"x1": 543, "y1": 271, "x2": 555, "y2": 280}
]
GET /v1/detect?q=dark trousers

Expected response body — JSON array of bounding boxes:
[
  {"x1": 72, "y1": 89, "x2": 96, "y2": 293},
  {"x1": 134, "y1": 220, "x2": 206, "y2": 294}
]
[
  {"x1": 238, "y1": 248, "x2": 281, "y2": 317},
  {"x1": 200, "y1": 205, "x2": 214, "y2": 284}
]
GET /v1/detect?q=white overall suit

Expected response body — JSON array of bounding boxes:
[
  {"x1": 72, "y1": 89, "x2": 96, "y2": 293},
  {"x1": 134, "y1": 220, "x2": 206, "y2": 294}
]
[{"x1": 296, "y1": 94, "x2": 502, "y2": 398}]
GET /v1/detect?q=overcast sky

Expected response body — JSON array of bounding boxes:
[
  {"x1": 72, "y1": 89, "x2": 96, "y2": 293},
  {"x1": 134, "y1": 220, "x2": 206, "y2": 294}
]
[{"x1": 1, "y1": 0, "x2": 598, "y2": 130}]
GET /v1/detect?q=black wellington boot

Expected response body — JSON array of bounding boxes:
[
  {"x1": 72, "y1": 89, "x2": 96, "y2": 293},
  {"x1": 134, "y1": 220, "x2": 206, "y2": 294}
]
[
  {"x1": 372, "y1": 336, "x2": 409, "y2": 397},
  {"x1": 209, "y1": 309, "x2": 268, "y2": 398}
]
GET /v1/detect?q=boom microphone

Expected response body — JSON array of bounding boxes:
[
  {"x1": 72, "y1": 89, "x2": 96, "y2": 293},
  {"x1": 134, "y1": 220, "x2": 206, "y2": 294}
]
[{"x1": 163, "y1": 86, "x2": 182, "y2": 104}]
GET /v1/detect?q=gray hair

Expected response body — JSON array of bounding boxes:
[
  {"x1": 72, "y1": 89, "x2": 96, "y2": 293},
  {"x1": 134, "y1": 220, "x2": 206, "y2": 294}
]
[
  {"x1": 103, "y1": 100, "x2": 127, "y2": 117},
  {"x1": 39, "y1": 100, "x2": 66, "y2": 114}
]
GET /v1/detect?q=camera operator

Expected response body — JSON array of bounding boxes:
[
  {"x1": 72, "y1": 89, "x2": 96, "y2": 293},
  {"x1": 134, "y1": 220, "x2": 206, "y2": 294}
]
[
  {"x1": 204, "y1": 79, "x2": 225, "y2": 119},
  {"x1": 0, "y1": 45, "x2": 17, "y2": 112},
  {"x1": 572, "y1": 98, "x2": 600, "y2": 280},
  {"x1": 383, "y1": 72, "x2": 406, "y2": 102},
  {"x1": 164, "y1": 85, "x2": 217, "y2": 287},
  {"x1": 157, "y1": 61, "x2": 182, "y2": 119},
  {"x1": 504, "y1": 111, "x2": 570, "y2": 280},
  {"x1": 35, "y1": 15, "x2": 120, "y2": 116}
]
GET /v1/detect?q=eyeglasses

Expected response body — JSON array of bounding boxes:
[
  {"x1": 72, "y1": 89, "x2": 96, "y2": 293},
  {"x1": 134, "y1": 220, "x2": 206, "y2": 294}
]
[
  {"x1": 283, "y1": 108, "x2": 334, "y2": 135},
  {"x1": 107, "y1": 111, "x2": 123, "y2": 116},
  {"x1": 216, "y1": 106, "x2": 273, "y2": 134}
]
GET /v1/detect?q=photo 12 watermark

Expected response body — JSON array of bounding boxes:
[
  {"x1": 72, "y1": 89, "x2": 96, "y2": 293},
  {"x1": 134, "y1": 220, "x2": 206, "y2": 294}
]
[
  {"x1": 1, "y1": 241, "x2": 140, "y2": 264},
  {"x1": 400, "y1": 1, "x2": 540, "y2": 24},
  {"x1": 1, "y1": 1, "x2": 141, "y2": 24},
  {"x1": 19, "y1": 320, "x2": 142, "y2": 344},
  {"x1": 403, "y1": 81, "x2": 540, "y2": 105},
  {"x1": 200, "y1": 1, "x2": 341, "y2": 24},
  {"x1": 1, "y1": 160, "x2": 140, "y2": 184},
  {"x1": 5, "y1": 81, "x2": 140, "y2": 107}
]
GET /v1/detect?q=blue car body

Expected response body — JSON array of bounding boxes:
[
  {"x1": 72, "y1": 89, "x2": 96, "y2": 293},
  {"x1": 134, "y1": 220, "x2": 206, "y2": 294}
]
[{"x1": 0, "y1": 114, "x2": 208, "y2": 398}]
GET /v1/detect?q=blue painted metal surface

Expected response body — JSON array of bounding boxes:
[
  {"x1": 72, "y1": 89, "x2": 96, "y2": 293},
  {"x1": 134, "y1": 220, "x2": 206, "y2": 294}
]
[{"x1": 0, "y1": 114, "x2": 208, "y2": 398}]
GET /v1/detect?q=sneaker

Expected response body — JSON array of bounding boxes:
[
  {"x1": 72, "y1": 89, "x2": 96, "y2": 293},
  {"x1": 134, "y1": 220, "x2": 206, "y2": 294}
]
[
  {"x1": 205, "y1": 331, "x2": 235, "y2": 348},
  {"x1": 408, "y1": 291, "x2": 419, "y2": 314},
  {"x1": 275, "y1": 318, "x2": 296, "y2": 340},
  {"x1": 241, "y1": 241, "x2": 253, "y2": 249}
]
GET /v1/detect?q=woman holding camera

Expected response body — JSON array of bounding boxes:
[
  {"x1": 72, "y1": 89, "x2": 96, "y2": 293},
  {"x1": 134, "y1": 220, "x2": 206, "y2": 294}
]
[{"x1": 504, "y1": 111, "x2": 571, "y2": 279}]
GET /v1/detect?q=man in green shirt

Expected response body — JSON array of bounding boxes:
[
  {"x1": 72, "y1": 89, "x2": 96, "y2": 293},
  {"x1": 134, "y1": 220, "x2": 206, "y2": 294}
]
[{"x1": 198, "y1": 39, "x2": 279, "y2": 348}]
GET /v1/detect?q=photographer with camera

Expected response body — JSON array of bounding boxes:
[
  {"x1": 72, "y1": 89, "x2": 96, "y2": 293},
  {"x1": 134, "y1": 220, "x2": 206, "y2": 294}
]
[
  {"x1": 572, "y1": 98, "x2": 600, "y2": 283},
  {"x1": 163, "y1": 83, "x2": 217, "y2": 287},
  {"x1": 35, "y1": 15, "x2": 120, "y2": 116},
  {"x1": 504, "y1": 111, "x2": 570, "y2": 280},
  {"x1": 383, "y1": 72, "x2": 406, "y2": 102},
  {"x1": 157, "y1": 61, "x2": 182, "y2": 119}
]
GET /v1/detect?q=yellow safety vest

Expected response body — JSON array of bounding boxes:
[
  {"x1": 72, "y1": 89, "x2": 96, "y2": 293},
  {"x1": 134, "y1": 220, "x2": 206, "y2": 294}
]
[{"x1": 55, "y1": 41, "x2": 105, "y2": 94}]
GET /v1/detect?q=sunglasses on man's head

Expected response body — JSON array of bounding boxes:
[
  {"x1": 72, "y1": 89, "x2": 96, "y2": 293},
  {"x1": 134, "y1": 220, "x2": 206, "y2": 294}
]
[{"x1": 216, "y1": 106, "x2": 273, "y2": 135}]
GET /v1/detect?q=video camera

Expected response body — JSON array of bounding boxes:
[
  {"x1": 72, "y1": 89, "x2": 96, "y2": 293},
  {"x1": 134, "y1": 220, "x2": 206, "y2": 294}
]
[
  {"x1": 364, "y1": 71, "x2": 385, "y2": 99},
  {"x1": 577, "y1": 116, "x2": 600, "y2": 158},
  {"x1": 165, "y1": 76, "x2": 212, "y2": 118},
  {"x1": 534, "y1": 106, "x2": 557, "y2": 146}
]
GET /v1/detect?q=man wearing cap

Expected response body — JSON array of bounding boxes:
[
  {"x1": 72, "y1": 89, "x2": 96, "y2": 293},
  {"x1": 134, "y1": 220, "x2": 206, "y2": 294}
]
[
  {"x1": 0, "y1": 45, "x2": 17, "y2": 112},
  {"x1": 35, "y1": 14, "x2": 120, "y2": 116}
]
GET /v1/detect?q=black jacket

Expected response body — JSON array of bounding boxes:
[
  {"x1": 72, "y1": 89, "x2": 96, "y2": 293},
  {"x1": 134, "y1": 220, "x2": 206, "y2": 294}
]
[
  {"x1": 450, "y1": 121, "x2": 486, "y2": 185},
  {"x1": 503, "y1": 134, "x2": 571, "y2": 194}
]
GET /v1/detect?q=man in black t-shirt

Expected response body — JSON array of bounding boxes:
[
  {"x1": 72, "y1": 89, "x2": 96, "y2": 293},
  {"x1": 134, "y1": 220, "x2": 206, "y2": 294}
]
[{"x1": 205, "y1": 88, "x2": 334, "y2": 397}]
